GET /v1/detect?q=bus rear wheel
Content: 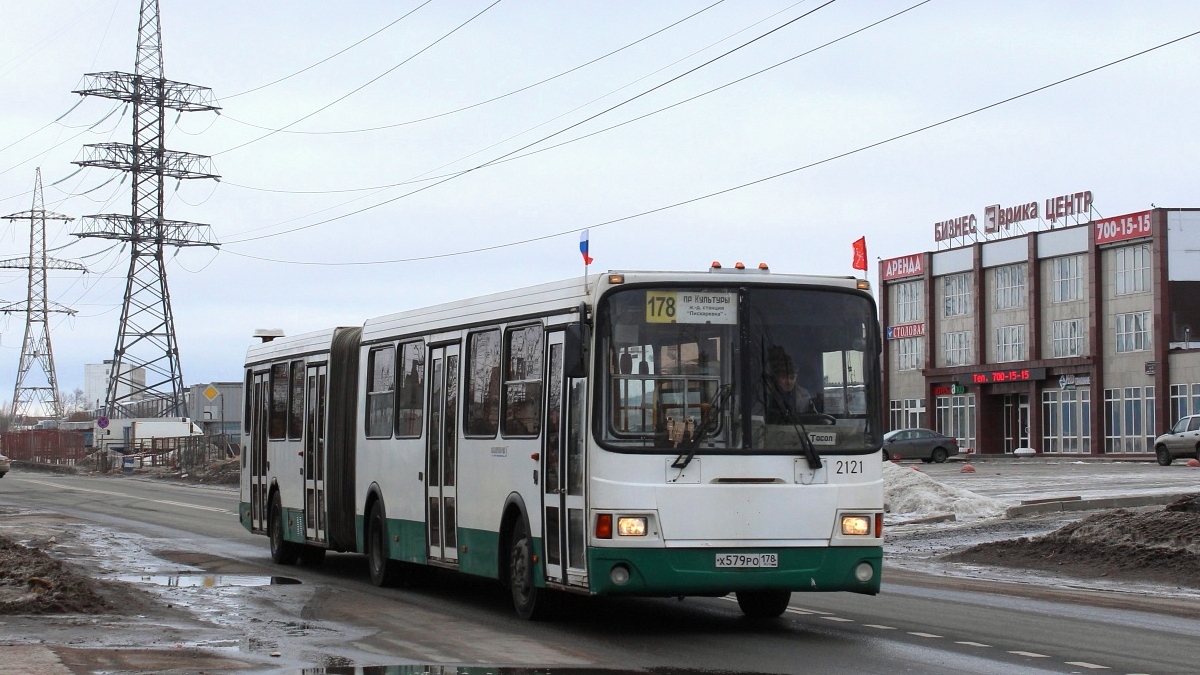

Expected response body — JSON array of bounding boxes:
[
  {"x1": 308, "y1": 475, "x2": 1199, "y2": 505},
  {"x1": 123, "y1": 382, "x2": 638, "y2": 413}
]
[
  {"x1": 509, "y1": 518, "x2": 551, "y2": 620},
  {"x1": 269, "y1": 493, "x2": 299, "y2": 565},
  {"x1": 736, "y1": 590, "x2": 791, "y2": 619},
  {"x1": 367, "y1": 501, "x2": 400, "y2": 587}
]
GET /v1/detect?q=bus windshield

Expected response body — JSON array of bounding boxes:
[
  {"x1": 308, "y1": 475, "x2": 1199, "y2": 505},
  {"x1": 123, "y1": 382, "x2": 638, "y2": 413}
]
[{"x1": 598, "y1": 286, "x2": 881, "y2": 454}]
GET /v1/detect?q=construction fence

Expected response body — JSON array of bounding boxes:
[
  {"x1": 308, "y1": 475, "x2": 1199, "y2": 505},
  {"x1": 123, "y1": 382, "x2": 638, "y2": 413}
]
[{"x1": 2, "y1": 429, "x2": 240, "y2": 474}]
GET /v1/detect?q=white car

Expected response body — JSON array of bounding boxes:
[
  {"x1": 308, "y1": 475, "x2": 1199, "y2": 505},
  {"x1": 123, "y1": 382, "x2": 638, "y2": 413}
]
[
  {"x1": 0, "y1": 453, "x2": 9, "y2": 478},
  {"x1": 1153, "y1": 415, "x2": 1200, "y2": 466}
]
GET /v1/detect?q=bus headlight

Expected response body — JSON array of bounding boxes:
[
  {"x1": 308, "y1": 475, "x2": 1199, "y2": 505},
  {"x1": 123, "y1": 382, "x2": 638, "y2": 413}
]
[
  {"x1": 617, "y1": 517, "x2": 647, "y2": 536},
  {"x1": 841, "y1": 515, "x2": 871, "y2": 536}
]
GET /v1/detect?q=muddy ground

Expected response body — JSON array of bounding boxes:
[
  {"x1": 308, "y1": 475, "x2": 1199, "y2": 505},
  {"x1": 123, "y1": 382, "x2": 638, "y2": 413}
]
[
  {"x1": 946, "y1": 494, "x2": 1200, "y2": 588},
  {"x1": 0, "y1": 533, "x2": 109, "y2": 615}
]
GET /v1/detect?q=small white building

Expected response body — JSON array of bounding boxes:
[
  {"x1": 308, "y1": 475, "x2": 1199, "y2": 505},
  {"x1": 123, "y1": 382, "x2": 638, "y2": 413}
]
[{"x1": 83, "y1": 360, "x2": 146, "y2": 410}]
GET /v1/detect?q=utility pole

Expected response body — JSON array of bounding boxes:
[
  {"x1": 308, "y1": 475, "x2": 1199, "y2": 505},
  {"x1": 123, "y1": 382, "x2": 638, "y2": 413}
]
[
  {"x1": 72, "y1": 0, "x2": 220, "y2": 419},
  {"x1": 1, "y1": 168, "x2": 87, "y2": 422}
]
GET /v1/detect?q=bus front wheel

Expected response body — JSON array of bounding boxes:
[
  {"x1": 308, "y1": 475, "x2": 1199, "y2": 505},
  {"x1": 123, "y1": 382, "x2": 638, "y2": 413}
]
[
  {"x1": 509, "y1": 518, "x2": 551, "y2": 620},
  {"x1": 736, "y1": 590, "x2": 791, "y2": 619},
  {"x1": 269, "y1": 493, "x2": 299, "y2": 565}
]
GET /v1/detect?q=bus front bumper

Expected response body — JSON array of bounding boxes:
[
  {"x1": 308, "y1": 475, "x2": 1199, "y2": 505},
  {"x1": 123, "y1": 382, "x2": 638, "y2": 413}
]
[{"x1": 587, "y1": 545, "x2": 881, "y2": 596}]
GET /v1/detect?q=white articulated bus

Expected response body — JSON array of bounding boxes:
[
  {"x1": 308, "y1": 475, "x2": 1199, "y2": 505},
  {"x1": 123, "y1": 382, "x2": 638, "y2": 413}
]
[{"x1": 241, "y1": 267, "x2": 884, "y2": 619}]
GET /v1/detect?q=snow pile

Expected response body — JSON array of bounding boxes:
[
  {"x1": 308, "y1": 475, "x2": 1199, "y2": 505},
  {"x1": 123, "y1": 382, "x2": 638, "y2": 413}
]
[{"x1": 883, "y1": 461, "x2": 1009, "y2": 520}]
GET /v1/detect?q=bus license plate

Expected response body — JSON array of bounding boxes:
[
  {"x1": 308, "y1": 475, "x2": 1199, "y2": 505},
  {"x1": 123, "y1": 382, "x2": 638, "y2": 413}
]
[{"x1": 715, "y1": 553, "x2": 778, "y2": 568}]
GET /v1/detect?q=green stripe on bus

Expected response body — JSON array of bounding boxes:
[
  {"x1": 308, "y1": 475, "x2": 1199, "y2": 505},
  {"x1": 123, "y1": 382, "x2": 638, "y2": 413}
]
[
  {"x1": 283, "y1": 507, "x2": 306, "y2": 543},
  {"x1": 587, "y1": 546, "x2": 882, "y2": 596}
]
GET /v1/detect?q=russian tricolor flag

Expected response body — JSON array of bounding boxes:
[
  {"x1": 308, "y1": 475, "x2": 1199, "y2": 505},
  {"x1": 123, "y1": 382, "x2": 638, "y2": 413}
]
[{"x1": 580, "y1": 229, "x2": 593, "y2": 265}]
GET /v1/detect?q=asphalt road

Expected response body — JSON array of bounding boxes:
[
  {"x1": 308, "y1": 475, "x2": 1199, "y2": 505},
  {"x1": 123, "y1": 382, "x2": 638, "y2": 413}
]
[{"x1": 2, "y1": 468, "x2": 1199, "y2": 675}]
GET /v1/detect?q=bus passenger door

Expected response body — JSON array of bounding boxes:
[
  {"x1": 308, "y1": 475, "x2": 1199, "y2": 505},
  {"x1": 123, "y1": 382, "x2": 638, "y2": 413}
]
[
  {"x1": 250, "y1": 371, "x2": 269, "y2": 533},
  {"x1": 304, "y1": 363, "x2": 328, "y2": 543},
  {"x1": 542, "y1": 332, "x2": 588, "y2": 587},
  {"x1": 427, "y1": 344, "x2": 460, "y2": 564}
]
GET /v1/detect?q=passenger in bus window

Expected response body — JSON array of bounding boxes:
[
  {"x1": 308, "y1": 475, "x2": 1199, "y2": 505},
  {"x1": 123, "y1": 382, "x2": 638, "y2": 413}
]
[{"x1": 766, "y1": 348, "x2": 814, "y2": 423}]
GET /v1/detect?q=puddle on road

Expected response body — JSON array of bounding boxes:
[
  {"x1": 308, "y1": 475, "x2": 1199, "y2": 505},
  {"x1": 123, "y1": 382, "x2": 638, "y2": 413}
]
[
  {"x1": 300, "y1": 662, "x2": 768, "y2": 667},
  {"x1": 116, "y1": 574, "x2": 302, "y2": 587}
]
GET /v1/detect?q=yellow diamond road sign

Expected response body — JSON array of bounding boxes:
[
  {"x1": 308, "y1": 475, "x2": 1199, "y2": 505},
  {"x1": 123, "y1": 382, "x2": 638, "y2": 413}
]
[{"x1": 203, "y1": 385, "x2": 219, "y2": 402}]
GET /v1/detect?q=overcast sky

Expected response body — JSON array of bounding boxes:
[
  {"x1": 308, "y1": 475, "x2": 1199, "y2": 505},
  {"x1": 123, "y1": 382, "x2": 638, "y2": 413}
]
[{"x1": 1, "y1": 0, "x2": 1198, "y2": 406}]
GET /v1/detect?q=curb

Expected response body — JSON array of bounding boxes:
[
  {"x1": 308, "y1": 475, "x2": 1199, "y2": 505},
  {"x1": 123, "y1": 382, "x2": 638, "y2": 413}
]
[{"x1": 1005, "y1": 492, "x2": 1198, "y2": 518}]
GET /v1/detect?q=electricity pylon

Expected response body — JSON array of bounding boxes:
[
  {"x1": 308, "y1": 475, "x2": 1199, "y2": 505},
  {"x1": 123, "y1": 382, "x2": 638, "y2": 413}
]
[
  {"x1": 1, "y1": 168, "x2": 87, "y2": 422},
  {"x1": 71, "y1": 0, "x2": 219, "y2": 418}
]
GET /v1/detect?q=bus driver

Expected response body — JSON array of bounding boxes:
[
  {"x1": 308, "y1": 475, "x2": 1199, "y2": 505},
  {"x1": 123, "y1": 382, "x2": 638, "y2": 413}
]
[{"x1": 766, "y1": 348, "x2": 814, "y2": 423}]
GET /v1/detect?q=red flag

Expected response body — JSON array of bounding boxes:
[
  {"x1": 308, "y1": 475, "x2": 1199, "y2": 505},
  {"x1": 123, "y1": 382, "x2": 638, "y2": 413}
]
[{"x1": 852, "y1": 237, "x2": 867, "y2": 271}]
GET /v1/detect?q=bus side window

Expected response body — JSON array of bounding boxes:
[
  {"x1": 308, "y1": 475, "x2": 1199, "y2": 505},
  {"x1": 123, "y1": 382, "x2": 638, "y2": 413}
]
[
  {"x1": 503, "y1": 324, "x2": 544, "y2": 437},
  {"x1": 465, "y1": 330, "x2": 501, "y2": 437},
  {"x1": 396, "y1": 341, "x2": 425, "y2": 438},
  {"x1": 365, "y1": 346, "x2": 396, "y2": 438},
  {"x1": 288, "y1": 360, "x2": 305, "y2": 439},
  {"x1": 269, "y1": 362, "x2": 288, "y2": 440}
]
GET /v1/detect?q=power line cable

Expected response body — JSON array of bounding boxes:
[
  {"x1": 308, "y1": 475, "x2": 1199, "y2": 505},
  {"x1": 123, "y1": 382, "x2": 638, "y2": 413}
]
[
  {"x1": 221, "y1": 0, "x2": 729, "y2": 136},
  {"x1": 223, "y1": 0, "x2": 839, "y2": 243},
  {"x1": 214, "y1": 0, "x2": 504, "y2": 157},
  {"x1": 222, "y1": 0, "x2": 809, "y2": 197},
  {"x1": 223, "y1": 0, "x2": 435, "y2": 100},
  {"x1": 222, "y1": 28, "x2": 1200, "y2": 266},
  {"x1": 226, "y1": 0, "x2": 918, "y2": 199}
]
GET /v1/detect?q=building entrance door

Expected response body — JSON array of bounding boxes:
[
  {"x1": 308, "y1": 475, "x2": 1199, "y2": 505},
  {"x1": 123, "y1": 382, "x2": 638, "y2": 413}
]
[{"x1": 1003, "y1": 394, "x2": 1031, "y2": 452}]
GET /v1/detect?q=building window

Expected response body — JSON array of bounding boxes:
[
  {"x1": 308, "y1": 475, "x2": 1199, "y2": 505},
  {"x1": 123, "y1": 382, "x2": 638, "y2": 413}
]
[
  {"x1": 1052, "y1": 255, "x2": 1083, "y2": 302},
  {"x1": 395, "y1": 341, "x2": 425, "y2": 438},
  {"x1": 994, "y1": 264, "x2": 1026, "y2": 310},
  {"x1": 896, "y1": 337, "x2": 922, "y2": 371},
  {"x1": 465, "y1": 330, "x2": 502, "y2": 437},
  {"x1": 889, "y1": 400, "x2": 902, "y2": 430},
  {"x1": 1115, "y1": 311, "x2": 1150, "y2": 353},
  {"x1": 943, "y1": 273, "x2": 972, "y2": 317},
  {"x1": 1105, "y1": 387, "x2": 1154, "y2": 453},
  {"x1": 1115, "y1": 244, "x2": 1151, "y2": 295},
  {"x1": 365, "y1": 346, "x2": 395, "y2": 439},
  {"x1": 995, "y1": 325, "x2": 1025, "y2": 363},
  {"x1": 895, "y1": 281, "x2": 923, "y2": 323},
  {"x1": 943, "y1": 330, "x2": 972, "y2": 367},
  {"x1": 936, "y1": 394, "x2": 975, "y2": 451},
  {"x1": 1171, "y1": 383, "x2": 1189, "y2": 425},
  {"x1": 1042, "y1": 389, "x2": 1090, "y2": 453},
  {"x1": 905, "y1": 398, "x2": 926, "y2": 428},
  {"x1": 1052, "y1": 319, "x2": 1084, "y2": 358}
]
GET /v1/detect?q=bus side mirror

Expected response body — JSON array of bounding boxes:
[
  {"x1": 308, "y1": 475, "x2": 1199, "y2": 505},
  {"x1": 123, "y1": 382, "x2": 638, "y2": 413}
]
[{"x1": 564, "y1": 323, "x2": 590, "y2": 379}]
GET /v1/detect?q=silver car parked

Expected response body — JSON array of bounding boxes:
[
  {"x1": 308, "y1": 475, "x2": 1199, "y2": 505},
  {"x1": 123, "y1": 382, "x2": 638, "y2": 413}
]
[
  {"x1": 1152, "y1": 415, "x2": 1200, "y2": 465},
  {"x1": 882, "y1": 428, "x2": 960, "y2": 463}
]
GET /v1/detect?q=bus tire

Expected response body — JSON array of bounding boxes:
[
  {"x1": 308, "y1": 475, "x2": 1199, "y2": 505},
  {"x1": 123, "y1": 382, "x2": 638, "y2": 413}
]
[
  {"x1": 298, "y1": 545, "x2": 326, "y2": 566},
  {"x1": 736, "y1": 590, "x2": 791, "y2": 619},
  {"x1": 509, "y1": 517, "x2": 551, "y2": 620},
  {"x1": 367, "y1": 501, "x2": 401, "y2": 587},
  {"x1": 269, "y1": 492, "x2": 299, "y2": 565}
]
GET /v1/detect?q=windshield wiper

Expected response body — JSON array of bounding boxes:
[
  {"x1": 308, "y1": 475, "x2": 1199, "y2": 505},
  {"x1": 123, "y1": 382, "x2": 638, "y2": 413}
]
[
  {"x1": 671, "y1": 385, "x2": 732, "y2": 470},
  {"x1": 790, "y1": 417, "x2": 823, "y2": 470}
]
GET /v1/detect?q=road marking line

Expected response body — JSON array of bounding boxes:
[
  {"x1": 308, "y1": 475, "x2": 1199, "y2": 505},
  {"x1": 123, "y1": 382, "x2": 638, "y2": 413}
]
[
  {"x1": 820, "y1": 616, "x2": 854, "y2": 622},
  {"x1": 955, "y1": 641, "x2": 992, "y2": 648},
  {"x1": 863, "y1": 624, "x2": 896, "y2": 630},
  {"x1": 785, "y1": 608, "x2": 815, "y2": 615},
  {"x1": 18, "y1": 479, "x2": 235, "y2": 515},
  {"x1": 1063, "y1": 662, "x2": 1108, "y2": 670},
  {"x1": 1008, "y1": 651, "x2": 1049, "y2": 658},
  {"x1": 908, "y1": 632, "x2": 942, "y2": 638}
]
